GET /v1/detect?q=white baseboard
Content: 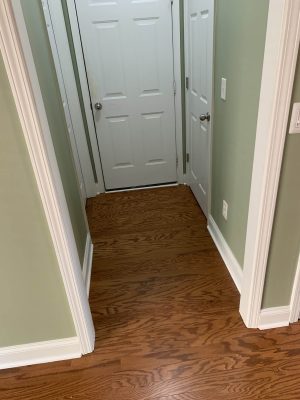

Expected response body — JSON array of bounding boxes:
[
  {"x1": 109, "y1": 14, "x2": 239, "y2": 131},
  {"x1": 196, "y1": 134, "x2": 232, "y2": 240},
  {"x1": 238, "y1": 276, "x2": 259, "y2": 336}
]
[
  {"x1": 258, "y1": 306, "x2": 290, "y2": 330},
  {"x1": 82, "y1": 233, "x2": 93, "y2": 295},
  {"x1": 208, "y1": 216, "x2": 243, "y2": 293},
  {"x1": 0, "y1": 337, "x2": 81, "y2": 370},
  {"x1": 181, "y1": 174, "x2": 188, "y2": 185}
]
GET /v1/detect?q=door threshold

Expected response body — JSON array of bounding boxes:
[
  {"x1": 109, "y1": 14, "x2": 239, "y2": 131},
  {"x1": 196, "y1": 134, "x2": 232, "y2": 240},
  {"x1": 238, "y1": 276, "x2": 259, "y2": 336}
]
[{"x1": 105, "y1": 182, "x2": 179, "y2": 194}]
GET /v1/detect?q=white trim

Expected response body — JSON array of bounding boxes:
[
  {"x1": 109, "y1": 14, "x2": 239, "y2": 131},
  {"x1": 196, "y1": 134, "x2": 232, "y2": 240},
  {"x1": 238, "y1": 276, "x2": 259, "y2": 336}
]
[
  {"x1": 240, "y1": 0, "x2": 300, "y2": 328},
  {"x1": 172, "y1": 0, "x2": 184, "y2": 184},
  {"x1": 0, "y1": 337, "x2": 81, "y2": 370},
  {"x1": 1, "y1": 1, "x2": 95, "y2": 354},
  {"x1": 258, "y1": 307, "x2": 290, "y2": 330},
  {"x1": 208, "y1": 216, "x2": 243, "y2": 293},
  {"x1": 82, "y1": 233, "x2": 93, "y2": 295},
  {"x1": 66, "y1": 0, "x2": 105, "y2": 194},
  {"x1": 42, "y1": 0, "x2": 86, "y2": 202},
  {"x1": 208, "y1": 3, "x2": 216, "y2": 219},
  {"x1": 42, "y1": 0, "x2": 98, "y2": 198},
  {"x1": 183, "y1": 0, "x2": 190, "y2": 186},
  {"x1": 289, "y1": 252, "x2": 300, "y2": 322}
]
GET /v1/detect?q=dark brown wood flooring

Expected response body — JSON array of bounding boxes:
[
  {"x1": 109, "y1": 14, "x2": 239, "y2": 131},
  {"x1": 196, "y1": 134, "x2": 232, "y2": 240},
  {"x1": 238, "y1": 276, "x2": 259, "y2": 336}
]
[{"x1": 2, "y1": 185, "x2": 300, "y2": 399}]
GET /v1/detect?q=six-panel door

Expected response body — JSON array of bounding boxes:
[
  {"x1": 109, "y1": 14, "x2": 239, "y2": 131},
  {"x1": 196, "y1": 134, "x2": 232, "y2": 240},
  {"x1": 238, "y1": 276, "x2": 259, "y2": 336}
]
[{"x1": 75, "y1": 0, "x2": 177, "y2": 189}]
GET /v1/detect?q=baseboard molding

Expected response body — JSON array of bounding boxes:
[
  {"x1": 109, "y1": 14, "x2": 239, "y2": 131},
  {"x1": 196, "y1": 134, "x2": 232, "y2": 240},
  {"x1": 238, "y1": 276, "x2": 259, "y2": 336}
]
[
  {"x1": 181, "y1": 174, "x2": 188, "y2": 185},
  {"x1": 208, "y1": 216, "x2": 243, "y2": 293},
  {"x1": 0, "y1": 337, "x2": 81, "y2": 370},
  {"x1": 82, "y1": 233, "x2": 93, "y2": 295},
  {"x1": 258, "y1": 306, "x2": 290, "y2": 330}
]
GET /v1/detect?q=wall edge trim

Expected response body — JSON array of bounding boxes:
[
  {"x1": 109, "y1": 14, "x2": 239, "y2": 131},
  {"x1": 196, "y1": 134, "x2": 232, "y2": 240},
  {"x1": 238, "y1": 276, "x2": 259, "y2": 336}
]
[
  {"x1": 258, "y1": 306, "x2": 290, "y2": 330},
  {"x1": 0, "y1": 0, "x2": 95, "y2": 355},
  {"x1": 82, "y1": 233, "x2": 93, "y2": 296},
  {"x1": 240, "y1": 0, "x2": 300, "y2": 328},
  {"x1": 289, "y1": 250, "x2": 300, "y2": 322}
]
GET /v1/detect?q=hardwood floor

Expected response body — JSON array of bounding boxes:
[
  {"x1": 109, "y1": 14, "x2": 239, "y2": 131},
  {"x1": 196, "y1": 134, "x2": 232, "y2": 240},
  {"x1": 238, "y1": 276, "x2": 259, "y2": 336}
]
[{"x1": 2, "y1": 185, "x2": 300, "y2": 399}]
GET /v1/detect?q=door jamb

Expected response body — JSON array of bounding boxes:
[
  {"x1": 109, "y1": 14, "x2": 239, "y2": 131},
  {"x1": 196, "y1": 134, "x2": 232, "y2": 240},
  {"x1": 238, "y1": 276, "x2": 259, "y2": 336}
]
[
  {"x1": 240, "y1": 0, "x2": 300, "y2": 327},
  {"x1": 66, "y1": 0, "x2": 106, "y2": 194},
  {"x1": 172, "y1": 0, "x2": 184, "y2": 184},
  {"x1": 1, "y1": 0, "x2": 95, "y2": 353},
  {"x1": 183, "y1": 0, "x2": 190, "y2": 186},
  {"x1": 66, "y1": 0, "x2": 185, "y2": 186},
  {"x1": 42, "y1": 0, "x2": 103, "y2": 198}
]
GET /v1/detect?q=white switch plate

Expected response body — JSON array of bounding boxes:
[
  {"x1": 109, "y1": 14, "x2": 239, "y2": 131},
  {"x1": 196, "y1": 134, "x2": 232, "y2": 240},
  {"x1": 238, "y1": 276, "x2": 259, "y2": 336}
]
[
  {"x1": 221, "y1": 78, "x2": 227, "y2": 101},
  {"x1": 222, "y1": 200, "x2": 228, "y2": 221},
  {"x1": 289, "y1": 103, "x2": 300, "y2": 134}
]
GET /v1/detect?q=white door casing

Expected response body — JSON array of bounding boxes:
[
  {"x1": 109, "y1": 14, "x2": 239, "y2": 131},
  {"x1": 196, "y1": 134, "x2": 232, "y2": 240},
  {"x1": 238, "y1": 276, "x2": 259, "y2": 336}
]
[
  {"x1": 41, "y1": 0, "x2": 87, "y2": 201},
  {"x1": 240, "y1": 0, "x2": 300, "y2": 328},
  {"x1": 186, "y1": 0, "x2": 214, "y2": 217},
  {"x1": 42, "y1": 0, "x2": 103, "y2": 198},
  {"x1": 75, "y1": 0, "x2": 178, "y2": 190},
  {"x1": 6, "y1": 0, "x2": 95, "y2": 355}
]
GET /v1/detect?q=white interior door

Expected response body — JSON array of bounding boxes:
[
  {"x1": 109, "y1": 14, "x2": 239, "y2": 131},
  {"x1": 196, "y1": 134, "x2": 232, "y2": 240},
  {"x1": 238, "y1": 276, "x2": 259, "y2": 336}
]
[
  {"x1": 186, "y1": 0, "x2": 213, "y2": 216},
  {"x1": 75, "y1": 0, "x2": 177, "y2": 190}
]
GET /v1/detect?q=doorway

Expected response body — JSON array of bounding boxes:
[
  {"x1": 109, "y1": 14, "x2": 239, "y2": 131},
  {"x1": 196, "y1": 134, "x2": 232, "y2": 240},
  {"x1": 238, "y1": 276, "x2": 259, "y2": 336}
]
[
  {"x1": 45, "y1": 0, "x2": 213, "y2": 212},
  {"x1": 74, "y1": 0, "x2": 180, "y2": 190}
]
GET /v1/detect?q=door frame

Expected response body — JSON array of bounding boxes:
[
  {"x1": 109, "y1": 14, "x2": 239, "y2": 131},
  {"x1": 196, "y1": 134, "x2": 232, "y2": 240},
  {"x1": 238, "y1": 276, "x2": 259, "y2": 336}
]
[
  {"x1": 43, "y1": 0, "x2": 105, "y2": 197},
  {"x1": 239, "y1": 0, "x2": 300, "y2": 328},
  {"x1": 66, "y1": 0, "x2": 185, "y2": 188},
  {"x1": 1, "y1": 0, "x2": 95, "y2": 354},
  {"x1": 183, "y1": 0, "x2": 214, "y2": 217},
  {"x1": 42, "y1": 0, "x2": 105, "y2": 198},
  {"x1": 41, "y1": 0, "x2": 86, "y2": 201}
]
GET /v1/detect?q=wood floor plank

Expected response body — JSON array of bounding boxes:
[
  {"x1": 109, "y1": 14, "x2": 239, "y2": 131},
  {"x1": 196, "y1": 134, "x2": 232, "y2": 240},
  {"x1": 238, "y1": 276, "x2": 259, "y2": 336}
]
[{"x1": 1, "y1": 185, "x2": 300, "y2": 399}]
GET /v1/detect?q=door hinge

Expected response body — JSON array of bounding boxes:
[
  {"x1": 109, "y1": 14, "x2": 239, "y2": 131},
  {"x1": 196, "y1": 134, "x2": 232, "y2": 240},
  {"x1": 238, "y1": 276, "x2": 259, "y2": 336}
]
[
  {"x1": 171, "y1": 0, "x2": 174, "y2": 6},
  {"x1": 186, "y1": 153, "x2": 190, "y2": 163},
  {"x1": 186, "y1": 77, "x2": 189, "y2": 90},
  {"x1": 176, "y1": 155, "x2": 178, "y2": 167},
  {"x1": 173, "y1": 80, "x2": 176, "y2": 95}
]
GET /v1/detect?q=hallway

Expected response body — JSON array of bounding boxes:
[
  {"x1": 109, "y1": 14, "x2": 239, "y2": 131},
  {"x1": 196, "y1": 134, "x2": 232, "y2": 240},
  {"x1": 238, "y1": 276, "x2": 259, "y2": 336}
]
[
  {"x1": 2, "y1": 186, "x2": 300, "y2": 399},
  {"x1": 85, "y1": 185, "x2": 300, "y2": 399}
]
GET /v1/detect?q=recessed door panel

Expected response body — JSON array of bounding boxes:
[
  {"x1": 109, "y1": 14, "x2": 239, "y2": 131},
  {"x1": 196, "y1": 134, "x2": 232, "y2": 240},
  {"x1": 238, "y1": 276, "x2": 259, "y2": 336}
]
[
  {"x1": 134, "y1": 17, "x2": 160, "y2": 96},
  {"x1": 190, "y1": 14, "x2": 200, "y2": 98},
  {"x1": 190, "y1": 113, "x2": 200, "y2": 181},
  {"x1": 141, "y1": 112, "x2": 166, "y2": 165},
  {"x1": 93, "y1": 21, "x2": 127, "y2": 99},
  {"x1": 199, "y1": 10, "x2": 209, "y2": 106},
  {"x1": 107, "y1": 116, "x2": 134, "y2": 168}
]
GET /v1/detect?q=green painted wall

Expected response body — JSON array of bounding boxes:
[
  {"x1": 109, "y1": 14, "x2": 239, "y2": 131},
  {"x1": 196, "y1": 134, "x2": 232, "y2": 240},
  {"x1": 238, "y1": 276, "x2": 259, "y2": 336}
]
[
  {"x1": 211, "y1": 0, "x2": 269, "y2": 266},
  {"x1": 22, "y1": 1, "x2": 88, "y2": 265},
  {"x1": 0, "y1": 54, "x2": 75, "y2": 347},
  {"x1": 262, "y1": 54, "x2": 300, "y2": 308}
]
